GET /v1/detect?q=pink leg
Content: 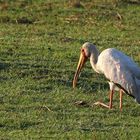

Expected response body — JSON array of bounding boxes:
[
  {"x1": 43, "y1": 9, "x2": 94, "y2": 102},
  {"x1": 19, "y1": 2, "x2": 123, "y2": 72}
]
[
  {"x1": 109, "y1": 90, "x2": 114, "y2": 109},
  {"x1": 94, "y1": 90, "x2": 114, "y2": 109},
  {"x1": 120, "y1": 89, "x2": 123, "y2": 111}
]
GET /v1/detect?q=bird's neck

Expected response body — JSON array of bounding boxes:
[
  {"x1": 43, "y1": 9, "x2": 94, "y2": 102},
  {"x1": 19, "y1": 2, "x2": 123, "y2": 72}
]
[{"x1": 90, "y1": 53, "x2": 100, "y2": 73}]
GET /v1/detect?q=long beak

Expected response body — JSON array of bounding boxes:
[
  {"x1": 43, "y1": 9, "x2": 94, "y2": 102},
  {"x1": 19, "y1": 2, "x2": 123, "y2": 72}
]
[{"x1": 73, "y1": 53, "x2": 87, "y2": 88}]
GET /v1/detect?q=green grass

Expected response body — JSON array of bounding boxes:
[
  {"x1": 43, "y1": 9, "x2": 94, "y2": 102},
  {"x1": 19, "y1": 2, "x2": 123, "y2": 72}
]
[{"x1": 0, "y1": 0, "x2": 140, "y2": 139}]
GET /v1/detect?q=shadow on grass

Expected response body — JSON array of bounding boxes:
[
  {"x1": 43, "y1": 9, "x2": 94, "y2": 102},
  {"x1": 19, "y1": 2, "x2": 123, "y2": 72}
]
[
  {"x1": 80, "y1": 122, "x2": 118, "y2": 133},
  {"x1": 127, "y1": 106, "x2": 140, "y2": 117},
  {"x1": 25, "y1": 85, "x2": 53, "y2": 94},
  {"x1": 0, "y1": 121, "x2": 41, "y2": 130},
  {"x1": 0, "y1": 62, "x2": 10, "y2": 82},
  {"x1": 0, "y1": 62, "x2": 10, "y2": 70},
  {"x1": 19, "y1": 121, "x2": 41, "y2": 130},
  {"x1": 0, "y1": 76, "x2": 9, "y2": 82}
]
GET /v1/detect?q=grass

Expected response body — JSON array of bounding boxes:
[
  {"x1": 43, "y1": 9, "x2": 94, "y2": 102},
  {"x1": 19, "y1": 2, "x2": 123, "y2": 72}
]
[{"x1": 0, "y1": 0, "x2": 140, "y2": 139}]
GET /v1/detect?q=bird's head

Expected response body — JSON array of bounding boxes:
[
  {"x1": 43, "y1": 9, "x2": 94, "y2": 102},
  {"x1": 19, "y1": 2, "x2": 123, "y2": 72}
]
[{"x1": 73, "y1": 42, "x2": 97, "y2": 88}]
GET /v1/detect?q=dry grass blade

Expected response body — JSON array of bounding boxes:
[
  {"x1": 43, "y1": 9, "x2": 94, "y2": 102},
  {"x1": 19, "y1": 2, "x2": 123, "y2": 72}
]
[
  {"x1": 116, "y1": 12, "x2": 122, "y2": 20},
  {"x1": 41, "y1": 105, "x2": 53, "y2": 112}
]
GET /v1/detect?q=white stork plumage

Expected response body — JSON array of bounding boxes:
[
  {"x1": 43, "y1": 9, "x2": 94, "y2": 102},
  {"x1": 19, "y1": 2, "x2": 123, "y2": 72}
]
[{"x1": 73, "y1": 42, "x2": 140, "y2": 111}]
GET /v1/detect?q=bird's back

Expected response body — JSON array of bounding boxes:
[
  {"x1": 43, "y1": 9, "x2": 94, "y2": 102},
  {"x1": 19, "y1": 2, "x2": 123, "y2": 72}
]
[{"x1": 98, "y1": 48, "x2": 140, "y2": 79}]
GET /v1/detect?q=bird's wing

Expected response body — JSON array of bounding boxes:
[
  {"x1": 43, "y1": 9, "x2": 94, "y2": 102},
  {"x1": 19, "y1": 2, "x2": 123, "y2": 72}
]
[
  {"x1": 116, "y1": 50, "x2": 140, "y2": 80},
  {"x1": 98, "y1": 48, "x2": 140, "y2": 98}
]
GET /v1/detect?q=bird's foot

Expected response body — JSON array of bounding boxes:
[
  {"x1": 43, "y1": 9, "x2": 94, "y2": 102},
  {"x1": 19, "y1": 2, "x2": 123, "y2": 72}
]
[{"x1": 94, "y1": 101, "x2": 111, "y2": 109}]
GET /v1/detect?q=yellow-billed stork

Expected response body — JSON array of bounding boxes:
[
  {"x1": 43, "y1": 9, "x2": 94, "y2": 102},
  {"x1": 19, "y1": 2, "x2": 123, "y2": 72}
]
[{"x1": 73, "y1": 42, "x2": 140, "y2": 111}]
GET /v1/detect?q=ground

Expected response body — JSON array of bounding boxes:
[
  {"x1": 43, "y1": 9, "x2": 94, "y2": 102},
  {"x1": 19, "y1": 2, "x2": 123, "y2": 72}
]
[{"x1": 0, "y1": 0, "x2": 140, "y2": 139}]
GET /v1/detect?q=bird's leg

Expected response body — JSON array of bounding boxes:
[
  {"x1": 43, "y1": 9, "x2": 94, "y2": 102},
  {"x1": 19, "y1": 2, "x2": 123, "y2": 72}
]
[
  {"x1": 109, "y1": 90, "x2": 114, "y2": 109},
  {"x1": 94, "y1": 90, "x2": 114, "y2": 109},
  {"x1": 120, "y1": 89, "x2": 123, "y2": 112}
]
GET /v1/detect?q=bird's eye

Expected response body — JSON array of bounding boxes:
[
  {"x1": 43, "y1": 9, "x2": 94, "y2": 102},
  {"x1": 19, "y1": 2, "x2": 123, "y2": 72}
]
[{"x1": 81, "y1": 49, "x2": 84, "y2": 52}]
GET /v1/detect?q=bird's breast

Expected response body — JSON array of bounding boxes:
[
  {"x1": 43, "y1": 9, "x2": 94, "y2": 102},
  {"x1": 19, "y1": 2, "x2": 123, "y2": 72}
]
[{"x1": 108, "y1": 82, "x2": 120, "y2": 91}]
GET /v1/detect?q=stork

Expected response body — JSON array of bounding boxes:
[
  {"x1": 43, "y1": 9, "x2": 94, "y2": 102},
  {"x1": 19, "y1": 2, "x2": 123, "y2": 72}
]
[{"x1": 73, "y1": 42, "x2": 140, "y2": 111}]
